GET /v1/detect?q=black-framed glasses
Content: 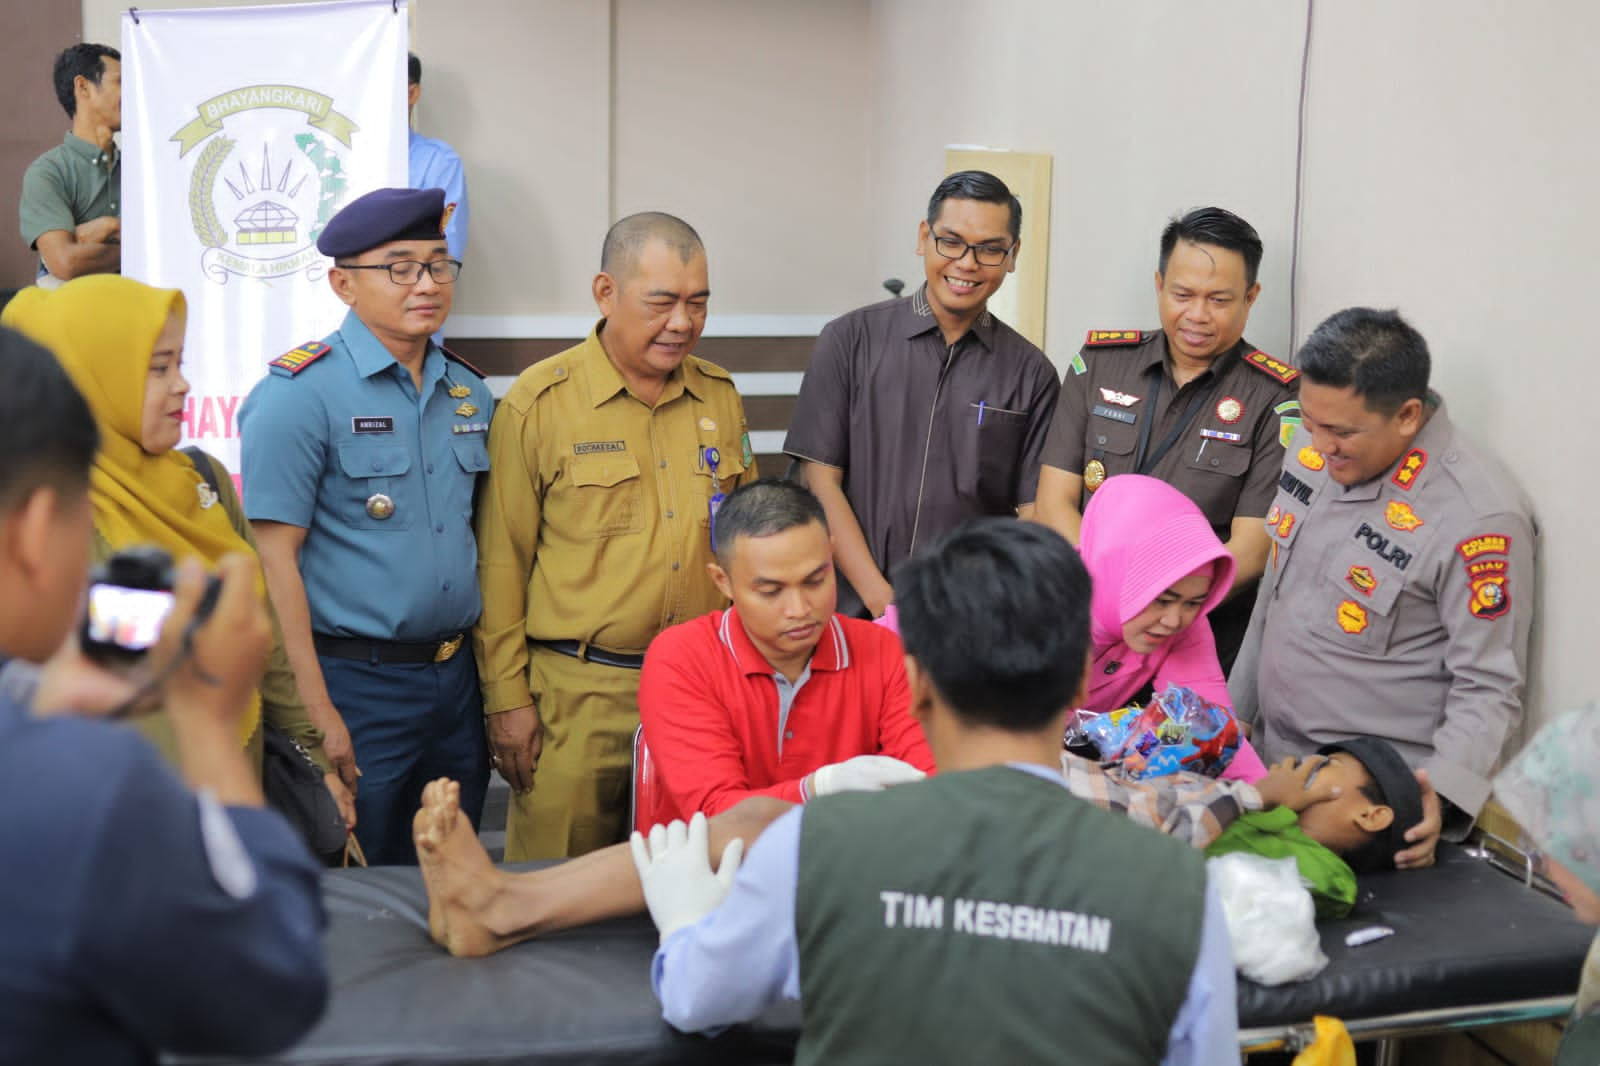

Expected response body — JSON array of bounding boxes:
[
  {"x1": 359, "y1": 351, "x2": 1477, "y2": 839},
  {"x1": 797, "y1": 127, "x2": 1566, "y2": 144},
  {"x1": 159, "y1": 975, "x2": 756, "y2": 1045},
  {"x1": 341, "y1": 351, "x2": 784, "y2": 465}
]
[
  {"x1": 930, "y1": 233, "x2": 1015, "y2": 267},
  {"x1": 335, "y1": 259, "x2": 463, "y2": 285}
]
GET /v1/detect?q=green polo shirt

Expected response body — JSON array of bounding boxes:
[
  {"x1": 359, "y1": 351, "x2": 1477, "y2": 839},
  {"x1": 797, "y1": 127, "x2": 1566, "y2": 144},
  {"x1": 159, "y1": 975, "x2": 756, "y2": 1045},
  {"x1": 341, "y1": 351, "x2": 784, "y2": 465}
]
[{"x1": 20, "y1": 133, "x2": 120, "y2": 278}]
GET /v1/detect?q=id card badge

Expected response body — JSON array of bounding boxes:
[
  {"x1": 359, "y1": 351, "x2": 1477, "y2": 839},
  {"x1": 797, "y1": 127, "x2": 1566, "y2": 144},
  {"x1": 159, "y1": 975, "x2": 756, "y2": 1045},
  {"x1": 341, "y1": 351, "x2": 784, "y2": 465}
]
[{"x1": 704, "y1": 446, "x2": 726, "y2": 550}]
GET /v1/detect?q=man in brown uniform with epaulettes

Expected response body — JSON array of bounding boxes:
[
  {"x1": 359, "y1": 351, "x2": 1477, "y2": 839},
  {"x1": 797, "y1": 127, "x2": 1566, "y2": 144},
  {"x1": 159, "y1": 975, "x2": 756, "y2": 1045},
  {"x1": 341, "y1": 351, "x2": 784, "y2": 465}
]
[
  {"x1": 1034, "y1": 207, "x2": 1299, "y2": 671},
  {"x1": 473, "y1": 212, "x2": 757, "y2": 860}
]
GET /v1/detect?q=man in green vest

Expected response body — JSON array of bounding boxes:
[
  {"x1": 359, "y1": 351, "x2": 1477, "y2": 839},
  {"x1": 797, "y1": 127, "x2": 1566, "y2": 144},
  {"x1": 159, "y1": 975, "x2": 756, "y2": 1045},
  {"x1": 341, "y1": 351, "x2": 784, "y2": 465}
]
[{"x1": 630, "y1": 519, "x2": 1236, "y2": 1065}]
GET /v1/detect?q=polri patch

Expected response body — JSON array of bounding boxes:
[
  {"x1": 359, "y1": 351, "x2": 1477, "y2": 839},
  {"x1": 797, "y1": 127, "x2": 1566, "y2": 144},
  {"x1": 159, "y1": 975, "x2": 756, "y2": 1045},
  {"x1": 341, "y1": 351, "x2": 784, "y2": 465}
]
[
  {"x1": 352, "y1": 416, "x2": 395, "y2": 434},
  {"x1": 1385, "y1": 501, "x2": 1424, "y2": 532},
  {"x1": 1092, "y1": 403, "x2": 1136, "y2": 425},
  {"x1": 270, "y1": 341, "x2": 330, "y2": 375},
  {"x1": 1391, "y1": 449, "x2": 1427, "y2": 490},
  {"x1": 1469, "y1": 573, "x2": 1510, "y2": 620},
  {"x1": 573, "y1": 441, "x2": 627, "y2": 454},
  {"x1": 1337, "y1": 600, "x2": 1369, "y2": 634},
  {"x1": 1457, "y1": 533, "x2": 1511, "y2": 561}
]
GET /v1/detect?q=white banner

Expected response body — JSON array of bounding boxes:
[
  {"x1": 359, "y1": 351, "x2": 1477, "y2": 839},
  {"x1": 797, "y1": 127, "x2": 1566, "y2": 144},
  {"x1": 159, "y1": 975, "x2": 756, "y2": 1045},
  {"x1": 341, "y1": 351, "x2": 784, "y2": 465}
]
[{"x1": 121, "y1": 0, "x2": 408, "y2": 473}]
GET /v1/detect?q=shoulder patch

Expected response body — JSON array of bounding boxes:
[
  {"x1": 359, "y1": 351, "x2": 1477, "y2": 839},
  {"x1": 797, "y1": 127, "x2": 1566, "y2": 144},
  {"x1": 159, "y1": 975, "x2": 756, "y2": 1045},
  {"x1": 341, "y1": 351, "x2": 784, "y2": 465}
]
[
  {"x1": 268, "y1": 341, "x2": 330, "y2": 376},
  {"x1": 441, "y1": 346, "x2": 486, "y2": 379},
  {"x1": 687, "y1": 354, "x2": 735, "y2": 382},
  {"x1": 1083, "y1": 329, "x2": 1143, "y2": 348},
  {"x1": 1244, "y1": 349, "x2": 1299, "y2": 384}
]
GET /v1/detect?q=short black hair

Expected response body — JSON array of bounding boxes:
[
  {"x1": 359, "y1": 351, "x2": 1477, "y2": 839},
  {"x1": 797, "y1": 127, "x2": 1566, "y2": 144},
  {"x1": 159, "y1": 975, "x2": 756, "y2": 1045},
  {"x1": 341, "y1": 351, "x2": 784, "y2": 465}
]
[
  {"x1": 0, "y1": 328, "x2": 98, "y2": 511},
  {"x1": 53, "y1": 43, "x2": 119, "y2": 119},
  {"x1": 1159, "y1": 207, "x2": 1264, "y2": 287},
  {"x1": 600, "y1": 212, "x2": 704, "y2": 279},
  {"x1": 1298, "y1": 307, "x2": 1431, "y2": 417},
  {"x1": 408, "y1": 52, "x2": 421, "y2": 86},
  {"x1": 927, "y1": 170, "x2": 1021, "y2": 242},
  {"x1": 894, "y1": 519, "x2": 1091, "y2": 732},
  {"x1": 711, "y1": 478, "x2": 828, "y2": 568}
]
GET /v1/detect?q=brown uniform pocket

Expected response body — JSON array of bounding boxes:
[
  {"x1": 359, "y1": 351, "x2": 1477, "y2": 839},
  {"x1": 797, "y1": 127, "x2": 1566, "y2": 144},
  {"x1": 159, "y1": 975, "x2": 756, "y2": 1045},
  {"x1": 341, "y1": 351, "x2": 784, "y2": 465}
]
[{"x1": 568, "y1": 454, "x2": 644, "y2": 538}]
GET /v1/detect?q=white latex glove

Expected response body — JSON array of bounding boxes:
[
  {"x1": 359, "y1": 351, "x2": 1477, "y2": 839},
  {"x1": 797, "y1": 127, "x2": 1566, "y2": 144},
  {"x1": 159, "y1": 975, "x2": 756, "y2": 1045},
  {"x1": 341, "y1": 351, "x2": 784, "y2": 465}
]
[
  {"x1": 629, "y1": 812, "x2": 745, "y2": 943},
  {"x1": 805, "y1": 754, "x2": 926, "y2": 799}
]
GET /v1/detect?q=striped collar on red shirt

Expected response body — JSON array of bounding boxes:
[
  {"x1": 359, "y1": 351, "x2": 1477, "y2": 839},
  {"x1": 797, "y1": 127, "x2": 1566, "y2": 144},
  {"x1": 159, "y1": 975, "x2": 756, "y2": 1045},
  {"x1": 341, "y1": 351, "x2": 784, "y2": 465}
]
[{"x1": 716, "y1": 608, "x2": 852, "y2": 677}]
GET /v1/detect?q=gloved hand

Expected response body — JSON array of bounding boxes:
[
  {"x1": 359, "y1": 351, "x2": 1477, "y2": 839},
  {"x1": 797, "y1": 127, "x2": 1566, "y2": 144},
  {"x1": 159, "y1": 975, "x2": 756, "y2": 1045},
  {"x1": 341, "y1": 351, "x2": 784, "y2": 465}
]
[
  {"x1": 804, "y1": 754, "x2": 926, "y2": 800},
  {"x1": 629, "y1": 811, "x2": 745, "y2": 943}
]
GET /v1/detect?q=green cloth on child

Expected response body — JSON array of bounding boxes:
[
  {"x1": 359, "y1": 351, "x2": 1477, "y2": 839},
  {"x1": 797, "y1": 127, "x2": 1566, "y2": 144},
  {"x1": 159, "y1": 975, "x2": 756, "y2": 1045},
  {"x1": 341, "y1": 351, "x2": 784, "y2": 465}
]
[{"x1": 1204, "y1": 806, "x2": 1358, "y2": 919}]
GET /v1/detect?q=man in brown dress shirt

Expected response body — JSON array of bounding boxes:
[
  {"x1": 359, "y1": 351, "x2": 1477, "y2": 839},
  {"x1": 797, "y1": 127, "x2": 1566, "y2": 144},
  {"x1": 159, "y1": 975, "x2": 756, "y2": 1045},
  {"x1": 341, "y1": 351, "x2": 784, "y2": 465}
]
[
  {"x1": 1034, "y1": 207, "x2": 1298, "y2": 669},
  {"x1": 783, "y1": 171, "x2": 1059, "y2": 618}
]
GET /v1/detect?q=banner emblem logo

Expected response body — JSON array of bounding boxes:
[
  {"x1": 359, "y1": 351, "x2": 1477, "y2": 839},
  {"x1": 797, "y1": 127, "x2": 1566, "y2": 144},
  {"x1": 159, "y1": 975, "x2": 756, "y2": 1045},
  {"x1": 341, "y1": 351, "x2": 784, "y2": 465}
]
[{"x1": 171, "y1": 84, "x2": 359, "y2": 284}]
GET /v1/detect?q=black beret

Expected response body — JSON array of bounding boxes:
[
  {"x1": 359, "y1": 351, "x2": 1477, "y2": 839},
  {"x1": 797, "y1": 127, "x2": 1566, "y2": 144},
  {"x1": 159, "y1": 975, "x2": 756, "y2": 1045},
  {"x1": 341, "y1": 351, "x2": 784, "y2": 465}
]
[{"x1": 317, "y1": 187, "x2": 451, "y2": 259}]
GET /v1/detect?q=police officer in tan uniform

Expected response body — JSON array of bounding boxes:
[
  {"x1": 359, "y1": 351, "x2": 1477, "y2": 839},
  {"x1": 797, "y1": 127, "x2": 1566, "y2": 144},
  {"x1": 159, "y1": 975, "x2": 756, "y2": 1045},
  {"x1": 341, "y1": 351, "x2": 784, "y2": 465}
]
[
  {"x1": 1229, "y1": 308, "x2": 1535, "y2": 868},
  {"x1": 1035, "y1": 208, "x2": 1298, "y2": 669},
  {"x1": 473, "y1": 212, "x2": 757, "y2": 860}
]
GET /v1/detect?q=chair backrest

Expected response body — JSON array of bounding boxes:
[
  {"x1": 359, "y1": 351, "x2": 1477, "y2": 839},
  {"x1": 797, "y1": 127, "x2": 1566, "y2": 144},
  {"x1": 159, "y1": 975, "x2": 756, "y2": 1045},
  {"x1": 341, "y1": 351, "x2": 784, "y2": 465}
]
[{"x1": 631, "y1": 723, "x2": 663, "y2": 836}]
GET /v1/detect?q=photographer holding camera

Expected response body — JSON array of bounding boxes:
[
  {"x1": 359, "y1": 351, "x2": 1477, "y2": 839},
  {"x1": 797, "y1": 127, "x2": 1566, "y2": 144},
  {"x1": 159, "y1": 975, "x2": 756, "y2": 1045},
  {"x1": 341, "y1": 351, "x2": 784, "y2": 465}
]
[{"x1": 0, "y1": 326, "x2": 328, "y2": 1062}]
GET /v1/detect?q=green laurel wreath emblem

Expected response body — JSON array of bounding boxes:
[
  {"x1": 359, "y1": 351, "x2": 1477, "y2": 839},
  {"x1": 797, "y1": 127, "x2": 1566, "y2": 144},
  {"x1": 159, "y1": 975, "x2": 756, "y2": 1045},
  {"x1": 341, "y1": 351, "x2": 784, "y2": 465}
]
[{"x1": 188, "y1": 136, "x2": 234, "y2": 249}]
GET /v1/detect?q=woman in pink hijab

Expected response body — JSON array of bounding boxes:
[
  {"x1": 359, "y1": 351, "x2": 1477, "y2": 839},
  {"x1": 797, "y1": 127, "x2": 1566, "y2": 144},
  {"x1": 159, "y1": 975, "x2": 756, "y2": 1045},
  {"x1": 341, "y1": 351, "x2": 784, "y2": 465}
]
[{"x1": 1078, "y1": 474, "x2": 1266, "y2": 781}]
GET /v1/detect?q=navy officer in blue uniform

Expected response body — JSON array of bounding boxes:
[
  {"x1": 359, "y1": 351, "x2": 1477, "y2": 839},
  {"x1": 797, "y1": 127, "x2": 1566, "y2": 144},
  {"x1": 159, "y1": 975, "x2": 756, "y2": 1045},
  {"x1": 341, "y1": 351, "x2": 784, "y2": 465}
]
[{"x1": 239, "y1": 187, "x2": 493, "y2": 865}]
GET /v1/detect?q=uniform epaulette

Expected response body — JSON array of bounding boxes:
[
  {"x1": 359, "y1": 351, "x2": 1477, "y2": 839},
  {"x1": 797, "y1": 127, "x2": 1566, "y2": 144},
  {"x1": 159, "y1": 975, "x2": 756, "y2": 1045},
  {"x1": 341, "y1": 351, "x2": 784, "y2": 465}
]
[
  {"x1": 1083, "y1": 330, "x2": 1143, "y2": 348},
  {"x1": 688, "y1": 354, "x2": 734, "y2": 382},
  {"x1": 513, "y1": 355, "x2": 577, "y2": 404},
  {"x1": 268, "y1": 341, "x2": 330, "y2": 376},
  {"x1": 1244, "y1": 349, "x2": 1300, "y2": 385},
  {"x1": 442, "y1": 346, "x2": 486, "y2": 379}
]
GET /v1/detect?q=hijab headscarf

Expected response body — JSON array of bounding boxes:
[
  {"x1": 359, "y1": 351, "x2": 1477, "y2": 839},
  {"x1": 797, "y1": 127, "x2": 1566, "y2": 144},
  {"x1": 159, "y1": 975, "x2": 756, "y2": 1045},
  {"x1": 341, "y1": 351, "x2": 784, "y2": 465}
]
[
  {"x1": 1080, "y1": 475, "x2": 1236, "y2": 652},
  {"x1": 1496, "y1": 707, "x2": 1600, "y2": 901},
  {"x1": 2, "y1": 276, "x2": 261, "y2": 741}
]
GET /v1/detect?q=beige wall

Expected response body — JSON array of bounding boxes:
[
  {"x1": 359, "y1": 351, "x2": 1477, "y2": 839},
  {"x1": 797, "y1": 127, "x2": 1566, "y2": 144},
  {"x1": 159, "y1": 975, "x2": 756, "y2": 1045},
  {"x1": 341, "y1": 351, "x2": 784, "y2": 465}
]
[{"x1": 87, "y1": 0, "x2": 874, "y2": 320}]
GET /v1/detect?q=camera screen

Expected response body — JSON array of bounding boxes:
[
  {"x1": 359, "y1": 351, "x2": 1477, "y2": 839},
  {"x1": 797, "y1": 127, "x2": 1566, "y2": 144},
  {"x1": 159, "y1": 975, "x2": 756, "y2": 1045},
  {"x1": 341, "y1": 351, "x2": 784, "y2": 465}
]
[{"x1": 85, "y1": 584, "x2": 176, "y2": 653}]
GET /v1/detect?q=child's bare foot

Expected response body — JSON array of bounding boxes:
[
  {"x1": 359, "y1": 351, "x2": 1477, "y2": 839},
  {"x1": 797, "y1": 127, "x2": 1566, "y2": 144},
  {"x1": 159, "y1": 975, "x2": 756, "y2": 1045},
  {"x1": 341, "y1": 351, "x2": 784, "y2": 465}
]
[{"x1": 413, "y1": 777, "x2": 515, "y2": 957}]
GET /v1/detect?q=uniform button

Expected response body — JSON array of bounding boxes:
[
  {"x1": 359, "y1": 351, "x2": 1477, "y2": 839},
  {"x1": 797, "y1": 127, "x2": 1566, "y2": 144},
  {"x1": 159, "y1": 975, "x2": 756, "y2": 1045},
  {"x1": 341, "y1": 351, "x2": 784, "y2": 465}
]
[
  {"x1": 1445, "y1": 452, "x2": 1458, "y2": 464},
  {"x1": 785, "y1": 730, "x2": 794, "y2": 740},
  {"x1": 1210, "y1": 458, "x2": 1221, "y2": 467},
  {"x1": 666, "y1": 510, "x2": 674, "y2": 518},
  {"x1": 371, "y1": 461, "x2": 382, "y2": 472},
  {"x1": 427, "y1": 463, "x2": 435, "y2": 474},
  {"x1": 554, "y1": 368, "x2": 566, "y2": 378},
  {"x1": 1096, "y1": 435, "x2": 1108, "y2": 445},
  {"x1": 442, "y1": 582, "x2": 451, "y2": 591},
  {"x1": 435, "y1": 523, "x2": 445, "y2": 533},
  {"x1": 660, "y1": 460, "x2": 667, "y2": 469},
  {"x1": 672, "y1": 562, "x2": 680, "y2": 571}
]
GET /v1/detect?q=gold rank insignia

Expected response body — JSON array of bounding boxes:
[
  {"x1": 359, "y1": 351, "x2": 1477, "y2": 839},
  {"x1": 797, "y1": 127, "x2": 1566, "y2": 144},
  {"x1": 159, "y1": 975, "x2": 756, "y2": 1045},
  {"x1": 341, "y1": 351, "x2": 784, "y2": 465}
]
[
  {"x1": 366, "y1": 493, "x2": 395, "y2": 520},
  {"x1": 1083, "y1": 459, "x2": 1107, "y2": 490},
  {"x1": 455, "y1": 402, "x2": 478, "y2": 418},
  {"x1": 448, "y1": 383, "x2": 472, "y2": 399},
  {"x1": 440, "y1": 202, "x2": 457, "y2": 235},
  {"x1": 699, "y1": 417, "x2": 717, "y2": 432}
]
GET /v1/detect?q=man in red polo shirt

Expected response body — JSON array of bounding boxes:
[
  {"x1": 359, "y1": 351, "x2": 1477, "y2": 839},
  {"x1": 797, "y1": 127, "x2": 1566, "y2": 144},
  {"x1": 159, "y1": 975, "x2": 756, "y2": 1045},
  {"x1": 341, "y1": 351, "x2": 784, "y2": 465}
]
[{"x1": 638, "y1": 479, "x2": 933, "y2": 825}]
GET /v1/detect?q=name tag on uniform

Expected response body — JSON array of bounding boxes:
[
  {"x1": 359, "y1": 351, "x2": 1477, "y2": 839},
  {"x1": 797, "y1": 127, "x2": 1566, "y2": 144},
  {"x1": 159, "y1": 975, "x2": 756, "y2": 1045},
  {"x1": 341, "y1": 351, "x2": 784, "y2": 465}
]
[
  {"x1": 573, "y1": 441, "x2": 626, "y2": 454},
  {"x1": 1091, "y1": 403, "x2": 1136, "y2": 425},
  {"x1": 352, "y1": 416, "x2": 395, "y2": 434}
]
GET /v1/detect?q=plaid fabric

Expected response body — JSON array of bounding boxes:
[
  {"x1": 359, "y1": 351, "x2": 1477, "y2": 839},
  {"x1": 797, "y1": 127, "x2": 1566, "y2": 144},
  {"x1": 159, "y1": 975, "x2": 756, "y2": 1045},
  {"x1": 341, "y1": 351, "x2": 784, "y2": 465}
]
[{"x1": 1060, "y1": 752, "x2": 1263, "y2": 849}]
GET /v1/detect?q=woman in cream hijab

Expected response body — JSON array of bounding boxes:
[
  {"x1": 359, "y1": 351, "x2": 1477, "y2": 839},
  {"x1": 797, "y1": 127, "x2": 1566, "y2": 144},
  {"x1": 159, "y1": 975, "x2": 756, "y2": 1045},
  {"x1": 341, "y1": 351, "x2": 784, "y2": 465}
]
[
  {"x1": 1495, "y1": 707, "x2": 1600, "y2": 1061},
  {"x1": 2, "y1": 275, "x2": 354, "y2": 831}
]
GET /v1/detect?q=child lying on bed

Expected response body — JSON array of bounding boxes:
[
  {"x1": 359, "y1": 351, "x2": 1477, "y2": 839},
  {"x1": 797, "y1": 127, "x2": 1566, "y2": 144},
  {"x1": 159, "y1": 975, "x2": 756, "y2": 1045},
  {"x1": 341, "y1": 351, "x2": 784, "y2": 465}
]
[{"x1": 1063, "y1": 735, "x2": 1425, "y2": 918}]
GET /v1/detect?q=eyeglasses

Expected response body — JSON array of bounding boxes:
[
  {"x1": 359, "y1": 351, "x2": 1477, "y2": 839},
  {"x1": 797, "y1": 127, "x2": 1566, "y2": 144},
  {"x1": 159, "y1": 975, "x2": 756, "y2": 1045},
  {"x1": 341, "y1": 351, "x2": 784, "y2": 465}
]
[
  {"x1": 335, "y1": 259, "x2": 463, "y2": 285},
  {"x1": 929, "y1": 233, "x2": 1015, "y2": 267}
]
